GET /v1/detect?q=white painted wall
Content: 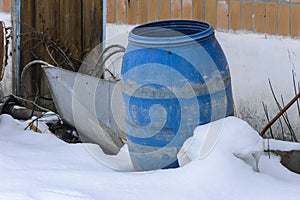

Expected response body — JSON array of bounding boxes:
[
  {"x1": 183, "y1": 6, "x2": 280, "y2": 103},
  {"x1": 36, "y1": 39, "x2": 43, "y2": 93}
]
[
  {"x1": 218, "y1": 31, "x2": 300, "y2": 136},
  {"x1": 105, "y1": 24, "x2": 300, "y2": 137}
]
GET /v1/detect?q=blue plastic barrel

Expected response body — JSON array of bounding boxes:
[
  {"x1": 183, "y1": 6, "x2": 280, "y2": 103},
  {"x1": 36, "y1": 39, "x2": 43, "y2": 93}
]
[{"x1": 121, "y1": 20, "x2": 234, "y2": 171}]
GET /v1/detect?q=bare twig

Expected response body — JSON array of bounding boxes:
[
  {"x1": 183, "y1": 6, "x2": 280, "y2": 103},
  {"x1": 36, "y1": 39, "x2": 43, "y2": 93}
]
[
  {"x1": 19, "y1": 27, "x2": 78, "y2": 71},
  {"x1": 262, "y1": 102, "x2": 274, "y2": 138},
  {"x1": 280, "y1": 95, "x2": 298, "y2": 142},
  {"x1": 44, "y1": 41, "x2": 59, "y2": 66},
  {"x1": 278, "y1": 117, "x2": 285, "y2": 140},
  {"x1": 87, "y1": 44, "x2": 125, "y2": 77},
  {"x1": 11, "y1": 94, "x2": 52, "y2": 113},
  {"x1": 292, "y1": 70, "x2": 300, "y2": 119},
  {"x1": 21, "y1": 39, "x2": 44, "y2": 54},
  {"x1": 260, "y1": 90, "x2": 300, "y2": 138},
  {"x1": 47, "y1": 40, "x2": 76, "y2": 70},
  {"x1": 268, "y1": 80, "x2": 294, "y2": 135},
  {"x1": 104, "y1": 68, "x2": 121, "y2": 81},
  {"x1": 95, "y1": 50, "x2": 125, "y2": 78},
  {"x1": 96, "y1": 44, "x2": 126, "y2": 64}
]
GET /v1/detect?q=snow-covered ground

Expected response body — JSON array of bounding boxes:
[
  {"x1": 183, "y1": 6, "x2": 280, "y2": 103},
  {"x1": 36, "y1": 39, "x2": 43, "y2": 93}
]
[{"x1": 0, "y1": 114, "x2": 299, "y2": 200}]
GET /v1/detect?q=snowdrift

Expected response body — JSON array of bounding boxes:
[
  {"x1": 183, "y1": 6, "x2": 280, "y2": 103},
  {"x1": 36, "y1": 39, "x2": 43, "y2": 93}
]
[{"x1": 0, "y1": 114, "x2": 299, "y2": 200}]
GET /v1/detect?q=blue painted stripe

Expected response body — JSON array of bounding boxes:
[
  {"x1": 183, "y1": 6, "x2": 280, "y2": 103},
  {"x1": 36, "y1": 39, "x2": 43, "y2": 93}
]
[{"x1": 16, "y1": 0, "x2": 21, "y2": 95}]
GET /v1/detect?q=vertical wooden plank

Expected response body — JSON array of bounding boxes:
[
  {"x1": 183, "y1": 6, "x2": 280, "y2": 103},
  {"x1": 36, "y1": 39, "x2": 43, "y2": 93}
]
[
  {"x1": 171, "y1": 0, "x2": 182, "y2": 19},
  {"x1": 230, "y1": 1, "x2": 240, "y2": 31},
  {"x1": 254, "y1": 1, "x2": 265, "y2": 33},
  {"x1": 291, "y1": 5, "x2": 300, "y2": 37},
  {"x1": 23, "y1": 0, "x2": 39, "y2": 101},
  {"x1": 82, "y1": 0, "x2": 103, "y2": 51},
  {"x1": 266, "y1": 3, "x2": 277, "y2": 35},
  {"x1": 20, "y1": 0, "x2": 35, "y2": 97},
  {"x1": 217, "y1": 0, "x2": 229, "y2": 30},
  {"x1": 206, "y1": 0, "x2": 217, "y2": 28},
  {"x1": 241, "y1": 1, "x2": 252, "y2": 31},
  {"x1": 33, "y1": 0, "x2": 60, "y2": 64},
  {"x1": 20, "y1": 0, "x2": 33, "y2": 65},
  {"x1": 194, "y1": 0, "x2": 205, "y2": 21},
  {"x1": 149, "y1": 0, "x2": 159, "y2": 22},
  {"x1": 138, "y1": 0, "x2": 148, "y2": 24},
  {"x1": 128, "y1": 0, "x2": 137, "y2": 24},
  {"x1": 44, "y1": 0, "x2": 60, "y2": 107},
  {"x1": 160, "y1": 0, "x2": 171, "y2": 20},
  {"x1": 116, "y1": 0, "x2": 126, "y2": 24},
  {"x1": 107, "y1": 0, "x2": 115, "y2": 23},
  {"x1": 278, "y1": 3, "x2": 289, "y2": 36},
  {"x1": 59, "y1": 0, "x2": 82, "y2": 55},
  {"x1": 183, "y1": 0, "x2": 193, "y2": 19}
]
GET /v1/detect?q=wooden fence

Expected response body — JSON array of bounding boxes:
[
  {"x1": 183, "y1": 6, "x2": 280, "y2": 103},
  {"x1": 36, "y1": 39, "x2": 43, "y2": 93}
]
[
  {"x1": 107, "y1": 0, "x2": 300, "y2": 37},
  {"x1": 18, "y1": 0, "x2": 103, "y2": 108}
]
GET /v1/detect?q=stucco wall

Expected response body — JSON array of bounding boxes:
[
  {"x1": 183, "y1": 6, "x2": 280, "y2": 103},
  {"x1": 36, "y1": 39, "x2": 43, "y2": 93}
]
[{"x1": 217, "y1": 31, "x2": 300, "y2": 136}]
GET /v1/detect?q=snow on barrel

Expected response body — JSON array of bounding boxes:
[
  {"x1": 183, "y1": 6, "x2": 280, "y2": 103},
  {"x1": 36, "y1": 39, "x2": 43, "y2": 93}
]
[{"x1": 121, "y1": 20, "x2": 234, "y2": 171}]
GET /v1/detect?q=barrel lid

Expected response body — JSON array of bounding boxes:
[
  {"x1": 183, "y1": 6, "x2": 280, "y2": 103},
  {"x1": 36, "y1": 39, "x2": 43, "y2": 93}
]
[{"x1": 129, "y1": 20, "x2": 215, "y2": 46}]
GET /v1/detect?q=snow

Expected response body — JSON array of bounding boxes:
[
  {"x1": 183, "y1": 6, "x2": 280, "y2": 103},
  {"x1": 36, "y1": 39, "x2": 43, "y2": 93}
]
[
  {"x1": 0, "y1": 114, "x2": 300, "y2": 200},
  {"x1": 266, "y1": 139, "x2": 300, "y2": 152},
  {"x1": 0, "y1": 12, "x2": 10, "y2": 28}
]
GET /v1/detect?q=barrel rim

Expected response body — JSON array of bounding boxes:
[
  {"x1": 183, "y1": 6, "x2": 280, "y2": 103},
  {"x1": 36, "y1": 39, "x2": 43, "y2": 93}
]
[{"x1": 129, "y1": 20, "x2": 214, "y2": 45}]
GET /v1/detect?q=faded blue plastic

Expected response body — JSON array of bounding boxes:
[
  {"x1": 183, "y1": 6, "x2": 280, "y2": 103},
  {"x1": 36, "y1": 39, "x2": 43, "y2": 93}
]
[{"x1": 121, "y1": 20, "x2": 234, "y2": 171}]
